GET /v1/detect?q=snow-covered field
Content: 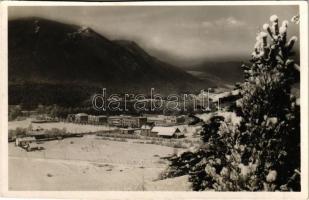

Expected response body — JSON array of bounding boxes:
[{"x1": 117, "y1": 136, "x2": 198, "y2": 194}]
[{"x1": 9, "y1": 136, "x2": 191, "y2": 191}]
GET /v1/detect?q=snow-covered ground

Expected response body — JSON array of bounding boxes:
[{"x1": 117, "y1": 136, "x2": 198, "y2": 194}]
[{"x1": 9, "y1": 137, "x2": 191, "y2": 191}]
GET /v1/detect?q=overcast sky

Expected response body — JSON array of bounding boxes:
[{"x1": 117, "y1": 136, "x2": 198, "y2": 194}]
[{"x1": 9, "y1": 6, "x2": 299, "y2": 66}]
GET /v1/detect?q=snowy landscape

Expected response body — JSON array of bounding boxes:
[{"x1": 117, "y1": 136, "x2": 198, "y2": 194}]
[{"x1": 8, "y1": 5, "x2": 301, "y2": 191}]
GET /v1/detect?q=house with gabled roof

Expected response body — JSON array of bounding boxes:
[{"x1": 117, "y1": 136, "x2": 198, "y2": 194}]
[{"x1": 151, "y1": 126, "x2": 184, "y2": 138}]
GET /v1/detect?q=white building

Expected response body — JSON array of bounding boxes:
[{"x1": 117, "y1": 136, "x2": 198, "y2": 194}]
[{"x1": 151, "y1": 126, "x2": 184, "y2": 138}]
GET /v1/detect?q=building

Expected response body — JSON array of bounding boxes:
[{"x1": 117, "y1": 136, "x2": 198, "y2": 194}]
[
  {"x1": 140, "y1": 124, "x2": 157, "y2": 137},
  {"x1": 88, "y1": 115, "x2": 108, "y2": 125},
  {"x1": 95, "y1": 115, "x2": 108, "y2": 124},
  {"x1": 15, "y1": 137, "x2": 42, "y2": 151},
  {"x1": 67, "y1": 114, "x2": 75, "y2": 122},
  {"x1": 209, "y1": 89, "x2": 241, "y2": 110},
  {"x1": 107, "y1": 116, "x2": 147, "y2": 128},
  {"x1": 146, "y1": 115, "x2": 166, "y2": 126},
  {"x1": 31, "y1": 114, "x2": 58, "y2": 123},
  {"x1": 120, "y1": 128, "x2": 135, "y2": 134},
  {"x1": 176, "y1": 115, "x2": 186, "y2": 124},
  {"x1": 107, "y1": 116, "x2": 123, "y2": 127},
  {"x1": 15, "y1": 137, "x2": 36, "y2": 147},
  {"x1": 151, "y1": 127, "x2": 184, "y2": 138},
  {"x1": 75, "y1": 113, "x2": 88, "y2": 123},
  {"x1": 164, "y1": 116, "x2": 177, "y2": 125},
  {"x1": 88, "y1": 115, "x2": 95, "y2": 123},
  {"x1": 122, "y1": 116, "x2": 147, "y2": 128},
  {"x1": 146, "y1": 115, "x2": 186, "y2": 126}
]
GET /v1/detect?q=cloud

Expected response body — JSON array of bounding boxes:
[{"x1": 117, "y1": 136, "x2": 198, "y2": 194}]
[
  {"x1": 225, "y1": 17, "x2": 245, "y2": 27},
  {"x1": 177, "y1": 16, "x2": 245, "y2": 31},
  {"x1": 201, "y1": 21, "x2": 213, "y2": 28},
  {"x1": 202, "y1": 16, "x2": 245, "y2": 29}
]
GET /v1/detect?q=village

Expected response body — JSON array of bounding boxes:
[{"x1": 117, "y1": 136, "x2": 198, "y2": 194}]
[
  {"x1": 9, "y1": 88, "x2": 242, "y2": 151},
  {"x1": 8, "y1": 111, "x2": 207, "y2": 190},
  {"x1": 9, "y1": 101, "x2": 248, "y2": 191},
  {"x1": 12, "y1": 113, "x2": 200, "y2": 150},
  {"x1": 8, "y1": 88, "x2": 239, "y2": 190}
]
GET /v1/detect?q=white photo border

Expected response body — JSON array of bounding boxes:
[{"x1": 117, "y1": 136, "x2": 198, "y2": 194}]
[{"x1": 0, "y1": 1, "x2": 308, "y2": 200}]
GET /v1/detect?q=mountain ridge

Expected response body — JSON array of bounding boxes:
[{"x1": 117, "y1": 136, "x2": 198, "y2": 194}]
[{"x1": 9, "y1": 17, "x2": 214, "y2": 106}]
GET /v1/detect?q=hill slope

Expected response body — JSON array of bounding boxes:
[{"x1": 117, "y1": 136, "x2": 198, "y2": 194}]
[
  {"x1": 185, "y1": 61, "x2": 245, "y2": 87},
  {"x1": 8, "y1": 17, "x2": 212, "y2": 107}
]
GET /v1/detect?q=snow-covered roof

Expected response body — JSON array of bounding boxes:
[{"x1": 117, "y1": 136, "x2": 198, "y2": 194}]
[
  {"x1": 152, "y1": 126, "x2": 180, "y2": 136},
  {"x1": 141, "y1": 125, "x2": 152, "y2": 129},
  {"x1": 147, "y1": 116, "x2": 165, "y2": 120},
  {"x1": 75, "y1": 113, "x2": 88, "y2": 117}
]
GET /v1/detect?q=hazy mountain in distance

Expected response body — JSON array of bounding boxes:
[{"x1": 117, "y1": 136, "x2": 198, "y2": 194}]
[
  {"x1": 185, "y1": 59, "x2": 300, "y2": 96},
  {"x1": 184, "y1": 61, "x2": 246, "y2": 87},
  {"x1": 8, "y1": 17, "x2": 215, "y2": 107},
  {"x1": 184, "y1": 51, "x2": 299, "y2": 87}
]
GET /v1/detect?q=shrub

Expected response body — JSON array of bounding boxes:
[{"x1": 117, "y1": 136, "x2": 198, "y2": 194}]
[
  {"x1": 9, "y1": 127, "x2": 28, "y2": 140},
  {"x1": 43, "y1": 128, "x2": 67, "y2": 138}
]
